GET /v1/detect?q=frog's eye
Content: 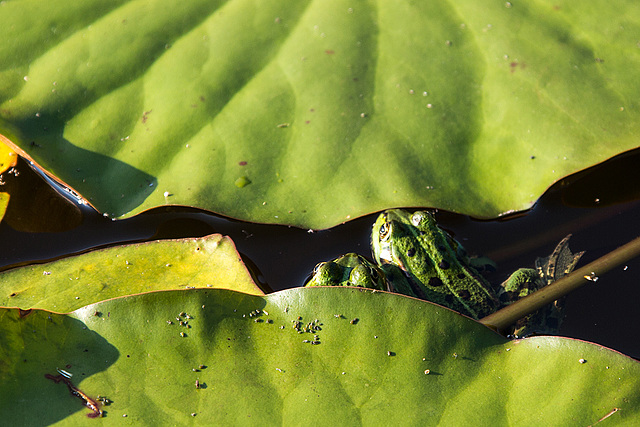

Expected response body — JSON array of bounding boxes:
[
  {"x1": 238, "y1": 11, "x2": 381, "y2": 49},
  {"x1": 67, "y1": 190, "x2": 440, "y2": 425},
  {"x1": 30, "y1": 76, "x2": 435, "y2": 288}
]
[
  {"x1": 379, "y1": 222, "x2": 391, "y2": 241},
  {"x1": 411, "y1": 212, "x2": 424, "y2": 227},
  {"x1": 312, "y1": 262, "x2": 326, "y2": 275}
]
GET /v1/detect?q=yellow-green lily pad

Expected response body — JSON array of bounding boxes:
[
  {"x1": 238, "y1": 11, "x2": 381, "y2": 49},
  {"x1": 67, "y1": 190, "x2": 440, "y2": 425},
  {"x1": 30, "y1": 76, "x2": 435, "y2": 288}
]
[
  {"x1": 0, "y1": 234, "x2": 263, "y2": 312},
  {"x1": 0, "y1": 137, "x2": 17, "y2": 222}
]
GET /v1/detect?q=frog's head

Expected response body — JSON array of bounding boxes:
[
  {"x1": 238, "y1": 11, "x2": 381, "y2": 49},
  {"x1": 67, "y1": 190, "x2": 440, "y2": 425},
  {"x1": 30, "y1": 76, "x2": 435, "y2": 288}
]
[{"x1": 371, "y1": 209, "x2": 437, "y2": 264}]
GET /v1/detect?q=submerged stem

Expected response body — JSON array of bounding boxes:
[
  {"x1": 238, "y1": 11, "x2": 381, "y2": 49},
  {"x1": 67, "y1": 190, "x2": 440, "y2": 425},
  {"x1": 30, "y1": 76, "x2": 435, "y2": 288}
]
[{"x1": 480, "y1": 235, "x2": 640, "y2": 332}]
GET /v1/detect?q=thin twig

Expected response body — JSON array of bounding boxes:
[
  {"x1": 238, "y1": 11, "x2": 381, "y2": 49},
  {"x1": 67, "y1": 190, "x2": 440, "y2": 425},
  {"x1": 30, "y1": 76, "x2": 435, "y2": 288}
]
[{"x1": 480, "y1": 235, "x2": 640, "y2": 332}]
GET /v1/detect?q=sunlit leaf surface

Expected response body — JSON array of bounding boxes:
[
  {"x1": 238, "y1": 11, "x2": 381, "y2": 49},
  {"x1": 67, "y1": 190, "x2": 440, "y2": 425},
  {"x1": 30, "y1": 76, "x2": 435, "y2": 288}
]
[{"x1": 1, "y1": 1, "x2": 638, "y2": 229}]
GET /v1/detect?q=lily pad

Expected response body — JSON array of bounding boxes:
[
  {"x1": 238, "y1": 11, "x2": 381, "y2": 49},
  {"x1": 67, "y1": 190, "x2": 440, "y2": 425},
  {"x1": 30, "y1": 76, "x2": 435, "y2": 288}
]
[
  {"x1": 0, "y1": 288, "x2": 637, "y2": 424},
  {"x1": 1, "y1": 1, "x2": 639, "y2": 228},
  {"x1": 0, "y1": 192, "x2": 8, "y2": 222},
  {"x1": 0, "y1": 136, "x2": 17, "y2": 221},
  {"x1": 0, "y1": 234, "x2": 263, "y2": 312}
]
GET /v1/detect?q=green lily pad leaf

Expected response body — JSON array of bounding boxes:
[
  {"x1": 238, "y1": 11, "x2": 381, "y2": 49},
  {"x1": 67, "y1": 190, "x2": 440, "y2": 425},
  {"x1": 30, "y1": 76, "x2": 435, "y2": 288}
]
[
  {"x1": 0, "y1": 234, "x2": 263, "y2": 312},
  {"x1": 1, "y1": 288, "x2": 638, "y2": 424},
  {"x1": 1, "y1": 2, "x2": 639, "y2": 228}
]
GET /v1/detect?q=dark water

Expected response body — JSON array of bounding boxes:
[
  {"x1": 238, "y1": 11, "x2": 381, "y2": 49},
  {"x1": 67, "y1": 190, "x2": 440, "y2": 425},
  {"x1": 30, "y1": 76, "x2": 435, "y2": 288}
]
[{"x1": 1, "y1": 148, "x2": 639, "y2": 359}]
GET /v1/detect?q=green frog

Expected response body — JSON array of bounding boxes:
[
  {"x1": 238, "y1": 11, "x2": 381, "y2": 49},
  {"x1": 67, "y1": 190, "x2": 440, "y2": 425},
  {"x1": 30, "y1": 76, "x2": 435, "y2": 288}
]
[
  {"x1": 370, "y1": 209, "x2": 503, "y2": 319},
  {"x1": 306, "y1": 253, "x2": 391, "y2": 291},
  {"x1": 305, "y1": 209, "x2": 583, "y2": 337}
]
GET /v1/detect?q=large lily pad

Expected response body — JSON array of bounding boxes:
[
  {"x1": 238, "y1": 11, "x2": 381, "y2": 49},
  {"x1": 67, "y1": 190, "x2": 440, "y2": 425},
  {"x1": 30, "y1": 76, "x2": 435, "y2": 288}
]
[
  {"x1": 0, "y1": 234, "x2": 263, "y2": 312},
  {"x1": 1, "y1": 1, "x2": 639, "y2": 228},
  {"x1": 0, "y1": 288, "x2": 637, "y2": 424}
]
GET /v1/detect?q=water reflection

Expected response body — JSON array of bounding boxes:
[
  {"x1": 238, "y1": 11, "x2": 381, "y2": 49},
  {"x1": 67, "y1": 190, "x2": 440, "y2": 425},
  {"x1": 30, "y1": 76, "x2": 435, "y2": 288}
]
[{"x1": 0, "y1": 147, "x2": 639, "y2": 358}]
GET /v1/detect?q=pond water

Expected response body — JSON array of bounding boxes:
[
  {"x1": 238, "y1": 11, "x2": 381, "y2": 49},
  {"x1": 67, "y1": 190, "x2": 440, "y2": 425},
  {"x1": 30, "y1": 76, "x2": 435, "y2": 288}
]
[{"x1": 1, "y1": 148, "x2": 639, "y2": 359}]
